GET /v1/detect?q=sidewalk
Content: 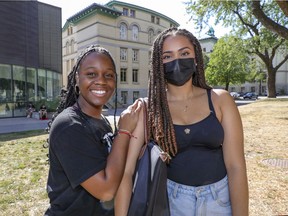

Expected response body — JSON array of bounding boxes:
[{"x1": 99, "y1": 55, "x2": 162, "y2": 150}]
[
  {"x1": 0, "y1": 117, "x2": 50, "y2": 134},
  {"x1": 0, "y1": 114, "x2": 121, "y2": 135}
]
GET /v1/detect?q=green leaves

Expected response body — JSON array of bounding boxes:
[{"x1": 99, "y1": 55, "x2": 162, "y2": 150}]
[{"x1": 205, "y1": 36, "x2": 248, "y2": 89}]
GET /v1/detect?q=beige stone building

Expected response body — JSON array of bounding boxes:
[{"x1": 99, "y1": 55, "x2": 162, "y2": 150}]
[{"x1": 62, "y1": 1, "x2": 179, "y2": 107}]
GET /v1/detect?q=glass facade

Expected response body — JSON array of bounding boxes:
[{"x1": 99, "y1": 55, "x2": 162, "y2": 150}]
[{"x1": 0, "y1": 64, "x2": 62, "y2": 118}]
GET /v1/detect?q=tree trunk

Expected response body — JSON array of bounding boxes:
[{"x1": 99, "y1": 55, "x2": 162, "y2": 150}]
[
  {"x1": 266, "y1": 68, "x2": 277, "y2": 98},
  {"x1": 259, "y1": 80, "x2": 262, "y2": 95},
  {"x1": 225, "y1": 82, "x2": 229, "y2": 91}
]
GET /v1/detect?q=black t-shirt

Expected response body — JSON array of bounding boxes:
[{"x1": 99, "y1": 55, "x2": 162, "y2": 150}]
[{"x1": 45, "y1": 107, "x2": 114, "y2": 216}]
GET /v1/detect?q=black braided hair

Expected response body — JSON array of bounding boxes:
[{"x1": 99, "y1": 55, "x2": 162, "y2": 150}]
[
  {"x1": 44, "y1": 44, "x2": 118, "y2": 150},
  {"x1": 147, "y1": 27, "x2": 212, "y2": 158}
]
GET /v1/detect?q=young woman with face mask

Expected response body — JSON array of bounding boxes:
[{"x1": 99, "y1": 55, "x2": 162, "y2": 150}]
[{"x1": 115, "y1": 28, "x2": 248, "y2": 216}]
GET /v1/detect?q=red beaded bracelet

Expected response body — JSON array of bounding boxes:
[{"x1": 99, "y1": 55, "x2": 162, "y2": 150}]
[{"x1": 118, "y1": 129, "x2": 137, "y2": 139}]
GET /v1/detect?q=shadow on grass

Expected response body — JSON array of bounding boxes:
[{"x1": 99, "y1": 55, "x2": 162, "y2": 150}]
[{"x1": 0, "y1": 130, "x2": 47, "y2": 142}]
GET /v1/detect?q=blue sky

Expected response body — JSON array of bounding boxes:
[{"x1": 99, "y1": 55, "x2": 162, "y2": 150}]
[{"x1": 40, "y1": 0, "x2": 230, "y2": 39}]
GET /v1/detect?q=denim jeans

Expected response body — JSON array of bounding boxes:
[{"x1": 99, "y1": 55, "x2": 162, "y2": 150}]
[{"x1": 167, "y1": 175, "x2": 232, "y2": 216}]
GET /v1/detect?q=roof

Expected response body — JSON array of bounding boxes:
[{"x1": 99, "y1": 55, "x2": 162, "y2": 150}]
[
  {"x1": 63, "y1": 1, "x2": 180, "y2": 30},
  {"x1": 106, "y1": 0, "x2": 179, "y2": 27},
  {"x1": 63, "y1": 2, "x2": 122, "y2": 29},
  {"x1": 199, "y1": 36, "x2": 218, "y2": 42}
]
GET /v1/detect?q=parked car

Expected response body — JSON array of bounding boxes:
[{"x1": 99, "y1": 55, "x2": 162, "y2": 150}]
[
  {"x1": 264, "y1": 90, "x2": 280, "y2": 96},
  {"x1": 243, "y1": 92, "x2": 258, "y2": 99},
  {"x1": 230, "y1": 92, "x2": 241, "y2": 99},
  {"x1": 237, "y1": 92, "x2": 246, "y2": 97}
]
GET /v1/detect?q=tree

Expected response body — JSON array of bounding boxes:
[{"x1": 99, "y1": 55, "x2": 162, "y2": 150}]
[
  {"x1": 246, "y1": 58, "x2": 266, "y2": 95},
  {"x1": 251, "y1": 1, "x2": 288, "y2": 40},
  {"x1": 276, "y1": 0, "x2": 288, "y2": 16},
  {"x1": 186, "y1": 0, "x2": 288, "y2": 97},
  {"x1": 205, "y1": 36, "x2": 248, "y2": 90}
]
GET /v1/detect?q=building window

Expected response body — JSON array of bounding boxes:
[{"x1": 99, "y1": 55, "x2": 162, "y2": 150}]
[
  {"x1": 132, "y1": 25, "x2": 139, "y2": 41},
  {"x1": 66, "y1": 41, "x2": 69, "y2": 55},
  {"x1": 133, "y1": 91, "x2": 139, "y2": 102},
  {"x1": 123, "y1": 8, "x2": 128, "y2": 16},
  {"x1": 121, "y1": 91, "x2": 128, "y2": 105},
  {"x1": 148, "y1": 29, "x2": 154, "y2": 43},
  {"x1": 120, "y1": 68, "x2": 127, "y2": 83},
  {"x1": 71, "y1": 39, "x2": 74, "y2": 53},
  {"x1": 132, "y1": 49, "x2": 139, "y2": 62},
  {"x1": 120, "y1": 48, "x2": 128, "y2": 61},
  {"x1": 130, "y1": 9, "x2": 135, "y2": 17},
  {"x1": 120, "y1": 23, "x2": 128, "y2": 40},
  {"x1": 156, "y1": 17, "x2": 160, "y2": 25},
  {"x1": 151, "y1": 15, "x2": 155, "y2": 23},
  {"x1": 132, "y1": 69, "x2": 138, "y2": 83},
  {"x1": 68, "y1": 26, "x2": 73, "y2": 35},
  {"x1": 38, "y1": 69, "x2": 46, "y2": 100}
]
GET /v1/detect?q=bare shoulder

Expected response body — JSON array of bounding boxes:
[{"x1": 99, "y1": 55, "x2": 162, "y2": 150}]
[
  {"x1": 211, "y1": 88, "x2": 231, "y2": 99},
  {"x1": 211, "y1": 89, "x2": 235, "y2": 107},
  {"x1": 211, "y1": 88, "x2": 230, "y2": 97}
]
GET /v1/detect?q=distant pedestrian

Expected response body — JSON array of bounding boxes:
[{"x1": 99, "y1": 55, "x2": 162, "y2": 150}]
[
  {"x1": 26, "y1": 103, "x2": 35, "y2": 118},
  {"x1": 39, "y1": 104, "x2": 47, "y2": 120}
]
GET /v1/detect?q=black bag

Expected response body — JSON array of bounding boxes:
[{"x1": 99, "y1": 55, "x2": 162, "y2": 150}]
[{"x1": 127, "y1": 99, "x2": 170, "y2": 216}]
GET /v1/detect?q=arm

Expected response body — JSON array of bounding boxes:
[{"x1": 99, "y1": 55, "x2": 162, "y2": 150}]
[
  {"x1": 114, "y1": 104, "x2": 145, "y2": 216},
  {"x1": 215, "y1": 90, "x2": 249, "y2": 216},
  {"x1": 81, "y1": 100, "x2": 142, "y2": 201}
]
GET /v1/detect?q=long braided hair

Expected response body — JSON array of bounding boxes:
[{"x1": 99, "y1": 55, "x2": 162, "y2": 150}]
[
  {"x1": 45, "y1": 45, "x2": 117, "y2": 146},
  {"x1": 148, "y1": 27, "x2": 211, "y2": 157}
]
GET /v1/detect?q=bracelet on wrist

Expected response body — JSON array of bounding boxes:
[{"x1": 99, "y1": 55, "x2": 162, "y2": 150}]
[{"x1": 118, "y1": 129, "x2": 137, "y2": 139}]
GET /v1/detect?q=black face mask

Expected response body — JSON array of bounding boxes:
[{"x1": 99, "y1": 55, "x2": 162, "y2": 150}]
[{"x1": 163, "y1": 58, "x2": 196, "y2": 86}]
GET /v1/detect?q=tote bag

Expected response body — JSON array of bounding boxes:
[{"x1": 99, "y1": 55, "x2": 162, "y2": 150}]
[{"x1": 127, "y1": 98, "x2": 170, "y2": 216}]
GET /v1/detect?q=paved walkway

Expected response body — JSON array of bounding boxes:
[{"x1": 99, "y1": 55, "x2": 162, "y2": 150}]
[
  {"x1": 0, "y1": 117, "x2": 50, "y2": 134},
  {"x1": 0, "y1": 114, "x2": 121, "y2": 135}
]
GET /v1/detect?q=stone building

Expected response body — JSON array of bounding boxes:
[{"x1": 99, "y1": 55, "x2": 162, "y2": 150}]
[{"x1": 62, "y1": 0, "x2": 179, "y2": 107}]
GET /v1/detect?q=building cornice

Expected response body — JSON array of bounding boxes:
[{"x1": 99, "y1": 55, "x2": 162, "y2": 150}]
[
  {"x1": 63, "y1": 3, "x2": 122, "y2": 30},
  {"x1": 199, "y1": 36, "x2": 218, "y2": 42},
  {"x1": 106, "y1": 1, "x2": 179, "y2": 27}
]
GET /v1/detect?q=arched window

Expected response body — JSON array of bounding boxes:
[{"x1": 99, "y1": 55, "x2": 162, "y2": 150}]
[
  {"x1": 132, "y1": 25, "x2": 139, "y2": 41},
  {"x1": 120, "y1": 23, "x2": 128, "y2": 40},
  {"x1": 148, "y1": 29, "x2": 154, "y2": 43},
  {"x1": 66, "y1": 41, "x2": 69, "y2": 55},
  {"x1": 71, "y1": 39, "x2": 74, "y2": 53}
]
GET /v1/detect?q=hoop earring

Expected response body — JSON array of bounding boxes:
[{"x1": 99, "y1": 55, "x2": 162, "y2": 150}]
[{"x1": 74, "y1": 85, "x2": 80, "y2": 95}]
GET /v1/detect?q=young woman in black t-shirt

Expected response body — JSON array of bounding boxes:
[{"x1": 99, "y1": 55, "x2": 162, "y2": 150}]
[{"x1": 45, "y1": 45, "x2": 142, "y2": 216}]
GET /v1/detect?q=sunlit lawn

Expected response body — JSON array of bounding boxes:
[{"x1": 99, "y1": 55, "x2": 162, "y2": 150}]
[{"x1": 0, "y1": 99, "x2": 287, "y2": 215}]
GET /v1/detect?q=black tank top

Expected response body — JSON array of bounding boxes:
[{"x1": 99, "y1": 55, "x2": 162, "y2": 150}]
[{"x1": 167, "y1": 89, "x2": 227, "y2": 186}]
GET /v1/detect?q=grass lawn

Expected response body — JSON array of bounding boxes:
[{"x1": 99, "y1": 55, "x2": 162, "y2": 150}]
[{"x1": 0, "y1": 98, "x2": 287, "y2": 215}]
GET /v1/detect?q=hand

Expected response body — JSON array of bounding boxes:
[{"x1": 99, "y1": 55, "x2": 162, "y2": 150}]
[{"x1": 118, "y1": 99, "x2": 142, "y2": 133}]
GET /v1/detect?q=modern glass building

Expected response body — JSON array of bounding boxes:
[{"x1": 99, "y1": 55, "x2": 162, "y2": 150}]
[{"x1": 0, "y1": 0, "x2": 62, "y2": 118}]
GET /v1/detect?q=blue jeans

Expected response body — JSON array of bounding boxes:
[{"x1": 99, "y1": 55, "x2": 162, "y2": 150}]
[{"x1": 167, "y1": 176, "x2": 232, "y2": 216}]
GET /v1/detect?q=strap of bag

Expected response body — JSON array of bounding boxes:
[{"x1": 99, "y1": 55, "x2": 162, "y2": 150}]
[{"x1": 137, "y1": 97, "x2": 149, "y2": 158}]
